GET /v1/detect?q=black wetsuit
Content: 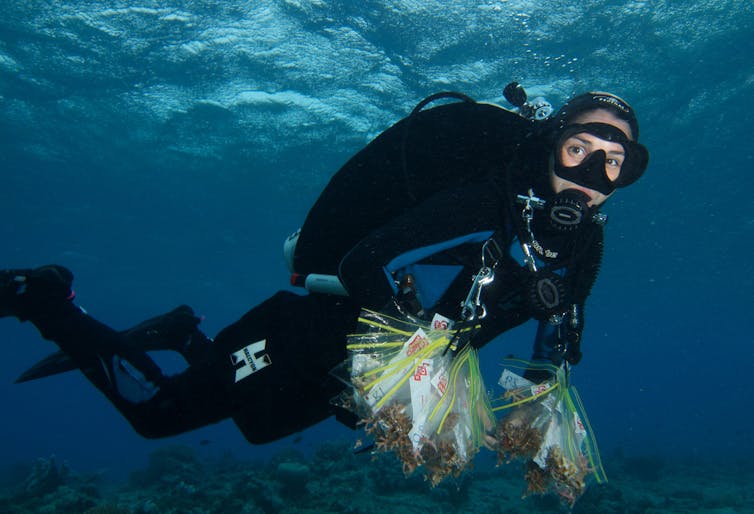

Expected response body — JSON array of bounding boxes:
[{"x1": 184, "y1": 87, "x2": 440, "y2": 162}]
[{"x1": 15, "y1": 99, "x2": 603, "y2": 444}]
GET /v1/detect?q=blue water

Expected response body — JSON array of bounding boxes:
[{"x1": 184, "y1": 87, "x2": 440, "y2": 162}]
[{"x1": 1, "y1": 0, "x2": 753, "y2": 481}]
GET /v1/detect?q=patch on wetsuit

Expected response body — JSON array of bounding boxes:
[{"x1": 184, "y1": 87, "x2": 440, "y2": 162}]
[{"x1": 230, "y1": 339, "x2": 271, "y2": 383}]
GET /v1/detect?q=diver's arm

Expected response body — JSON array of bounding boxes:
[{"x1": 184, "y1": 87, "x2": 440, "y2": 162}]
[
  {"x1": 296, "y1": 100, "x2": 527, "y2": 276},
  {"x1": 524, "y1": 229, "x2": 600, "y2": 373},
  {"x1": 337, "y1": 181, "x2": 500, "y2": 310},
  {"x1": 525, "y1": 225, "x2": 604, "y2": 377},
  {"x1": 559, "y1": 224, "x2": 604, "y2": 366}
]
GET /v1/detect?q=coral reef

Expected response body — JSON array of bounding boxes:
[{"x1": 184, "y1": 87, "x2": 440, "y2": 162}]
[
  {"x1": 83, "y1": 505, "x2": 131, "y2": 514},
  {"x1": 1, "y1": 444, "x2": 753, "y2": 513},
  {"x1": 23, "y1": 455, "x2": 71, "y2": 496},
  {"x1": 0, "y1": 455, "x2": 103, "y2": 514},
  {"x1": 275, "y1": 461, "x2": 310, "y2": 495},
  {"x1": 129, "y1": 445, "x2": 202, "y2": 490}
]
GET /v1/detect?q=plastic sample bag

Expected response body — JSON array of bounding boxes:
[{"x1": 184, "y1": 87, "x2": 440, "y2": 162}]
[
  {"x1": 332, "y1": 308, "x2": 493, "y2": 486},
  {"x1": 492, "y1": 359, "x2": 606, "y2": 506}
]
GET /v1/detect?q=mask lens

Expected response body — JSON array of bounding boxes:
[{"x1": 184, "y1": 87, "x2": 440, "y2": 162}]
[
  {"x1": 613, "y1": 140, "x2": 649, "y2": 187},
  {"x1": 559, "y1": 132, "x2": 624, "y2": 172},
  {"x1": 553, "y1": 123, "x2": 647, "y2": 194}
]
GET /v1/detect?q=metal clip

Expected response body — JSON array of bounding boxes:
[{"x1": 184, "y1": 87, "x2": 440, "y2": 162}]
[
  {"x1": 516, "y1": 189, "x2": 546, "y2": 235},
  {"x1": 460, "y1": 266, "x2": 494, "y2": 321},
  {"x1": 481, "y1": 238, "x2": 503, "y2": 269},
  {"x1": 520, "y1": 242, "x2": 539, "y2": 273}
]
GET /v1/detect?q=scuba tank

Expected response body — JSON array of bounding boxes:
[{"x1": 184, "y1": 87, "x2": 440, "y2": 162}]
[{"x1": 285, "y1": 229, "x2": 349, "y2": 296}]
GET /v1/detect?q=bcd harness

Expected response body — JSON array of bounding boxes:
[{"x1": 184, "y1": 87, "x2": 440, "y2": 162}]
[{"x1": 440, "y1": 188, "x2": 600, "y2": 365}]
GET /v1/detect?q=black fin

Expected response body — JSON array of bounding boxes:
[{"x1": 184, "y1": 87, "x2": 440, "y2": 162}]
[
  {"x1": 15, "y1": 305, "x2": 204, "y2": 383},
  {"x1": 15, "y1": 351, "x2": 76, "y2": 383}
]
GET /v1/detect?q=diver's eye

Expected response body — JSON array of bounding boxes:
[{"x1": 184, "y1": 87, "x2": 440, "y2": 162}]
[
  {"x1": 566, "y1": 145, "x2": 586, "y2": 160},
  {"x1": 605, "y1": 157, "x2": 623, "y2": 181}
]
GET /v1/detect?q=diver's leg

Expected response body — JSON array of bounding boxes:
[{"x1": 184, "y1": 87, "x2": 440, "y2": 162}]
[
  {"x1": 210, "y1": 291, "x2": 361, "y2": 444},
  {"x1": 1, "y1": 266, "x2": 163, "y2": 386},
  {"x1": 2, "y1": 267, "x2": 361, "y2": 441},
  {"x1": 119, "y1": 304, "x2": 213, "y2": 366},
  {"x1": 116, "y1": 331, "x2": 236, "y2": 438},
  {"x1": 116, "y1": 290, "x2": 361, "y2": 441},
  {"x1": 1, "y1": 266, "x2": 232, "y2": 437}
]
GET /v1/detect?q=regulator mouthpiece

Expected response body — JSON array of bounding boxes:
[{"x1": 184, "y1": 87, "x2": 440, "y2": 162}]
[{"x1": 546, "y1": 189, "x2": 591, "y2": 231}]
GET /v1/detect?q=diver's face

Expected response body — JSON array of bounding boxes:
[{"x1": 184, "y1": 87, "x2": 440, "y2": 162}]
[{"x1": 549, "y1": 109, "x2": 633, "y2": 207}]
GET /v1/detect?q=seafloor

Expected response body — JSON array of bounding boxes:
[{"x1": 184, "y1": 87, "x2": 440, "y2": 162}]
[{"x1": 0, "y1": 441, "x2": 750, "y2": 514}]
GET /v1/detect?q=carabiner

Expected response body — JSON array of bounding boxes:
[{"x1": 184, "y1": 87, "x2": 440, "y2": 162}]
[{"x1": 460, "y1": 266, "x2": 494, "y2": 321}]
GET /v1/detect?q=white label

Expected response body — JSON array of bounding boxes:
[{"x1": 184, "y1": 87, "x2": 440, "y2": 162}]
[
  {"x1": 230, "y1": 339, "x2": 271, "y2": 383},
  {"x1": 410, "y1": 359, "x2": 433, "y2": 417},
  {"x1": 454, "y1": 420, "x2": 470, "y2": 461},
  {"x1": 572, "y1": 410, "x2": 587, "y2": 448},
  {"x1": 534, "y1": 417, "x2": 560, "y2": 469},
  {"x1": 530, "y1": 383, "x2": 551, "y2": 397},
  {"x1": 364, "y1": 382, "x2": 390, "y2": 407},
  {"x1": 498, "y1": 369, "x2": 534, "y2": 391},
  {"x1": 408, "y1": 421, "x2": 427, "y2": 451},
  {"x1": 573, "y1": 411, "x2": 586, "y2": 435},
  {"x1": 409, "y1": 358, "x2": 435, "y2": 451},
  {"x1": 431, "y1": 366, "x2": 449, "y2": 395},
  {"x1": 430, "y1": 313, "x2": 453, "y2": 331},
  {"x1": 363, "y1": 328, "x2": 429, "y2": 409},
  {"x1": 408, "y1": 367, "x2": 427, "y2": 449},
  {"x1": 405, "y1": 328, "x2": 430, "y2": 356}
]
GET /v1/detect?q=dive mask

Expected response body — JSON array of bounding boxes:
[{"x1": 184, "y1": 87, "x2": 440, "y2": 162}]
[{"x1": 553, "y1": 122, "x2": 649, "y2": 195}]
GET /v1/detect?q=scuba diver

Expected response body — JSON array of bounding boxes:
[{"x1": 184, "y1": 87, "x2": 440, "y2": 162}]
[{"x1": 0, "y1": 84, "x2": 648, "y2": 444}]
